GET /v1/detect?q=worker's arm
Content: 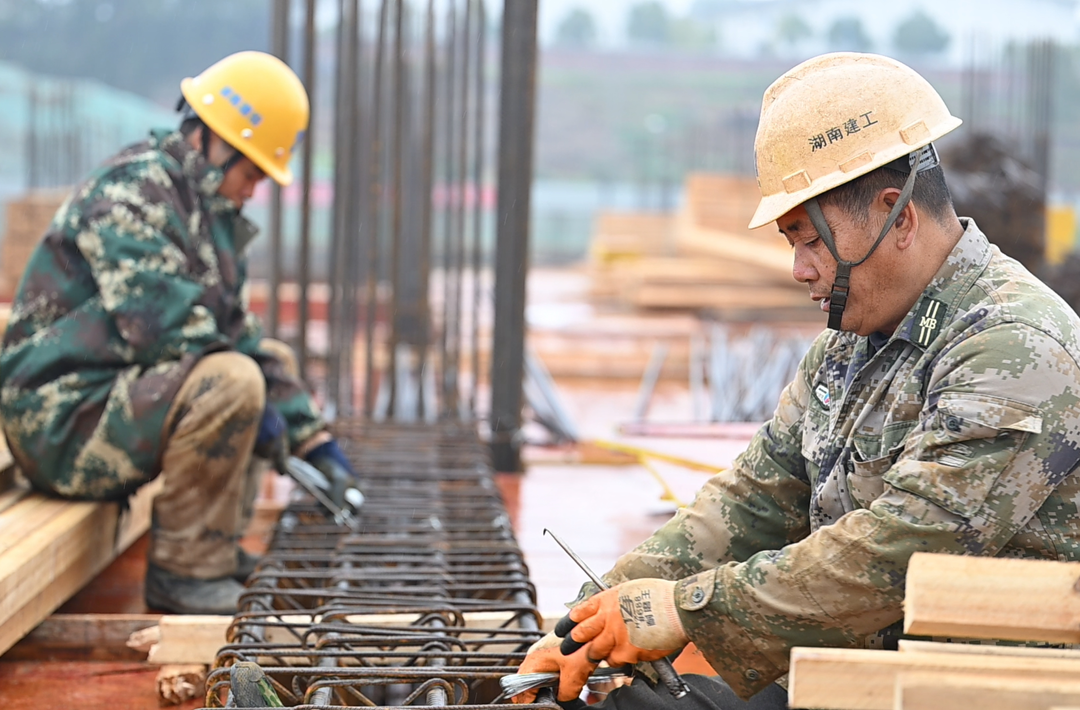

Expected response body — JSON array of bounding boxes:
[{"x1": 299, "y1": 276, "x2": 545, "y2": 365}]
[
  {"x1": 601, "y1": 334, "x2": 821, "y2": 587},
  {"x1": 74, "y1": 189, "x2": 230, "y2": 364},
  {"x1": 673, "y1": 322, "x2": 1080, "y2": 699}
]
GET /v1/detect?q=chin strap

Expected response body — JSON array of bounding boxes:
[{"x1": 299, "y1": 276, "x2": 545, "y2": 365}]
[{"x1": 804, "y1": 145, "x2": 926, "y2": 331}]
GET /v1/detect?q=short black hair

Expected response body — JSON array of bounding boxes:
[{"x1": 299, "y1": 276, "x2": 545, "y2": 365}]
[
  {"x1": 179, "y1": 116, "x2": 204, "y2": 137},
  {"x1": 818, "y1": 163, "x2": 955, "y2": 225}
]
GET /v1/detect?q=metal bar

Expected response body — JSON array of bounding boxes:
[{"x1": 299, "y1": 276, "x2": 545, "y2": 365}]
[
  {"x1": 328, "y1": 0, "x2": 353, "y2": 416},
  {"x1": 341, "y1": 0, "x2": 363, "y2": 417},
  {"x1": 468, "y1": 0, "x2": 487, "y2": 418},
  {"x1": 298, "y1": 0, "x2": 317, "y2": 378},
  {"x1": 364, "y1": 0, "x2": 391, "y2": 418},
  {"x1": 489, "y1": 0, "x2": 538, "y2": 472},
  {"x1": 417, "y1": 0, "x2": 438, "y2": 421},
  {"x1": 440, "y1": 3, "x2": 460, "y2": 417},
  {"x1": 387, "y1": 0, "x2": 406, "y2": 415},
  {"x1": 449, "y1": 0, "x2": 473, "y2": 420}
]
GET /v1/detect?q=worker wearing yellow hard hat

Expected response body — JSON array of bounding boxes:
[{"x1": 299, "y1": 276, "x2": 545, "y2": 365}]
[
  {"x1": 0, "y1": 51, "x2": 359, "y2": 616},
  {"x1": 511, "y1": 53, "x2": 1080, "y2": 710}
]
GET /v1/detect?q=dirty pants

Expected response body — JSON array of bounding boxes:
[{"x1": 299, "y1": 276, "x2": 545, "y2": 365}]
[{"x1": 148, "y1": 339, "x2": 299, "y2": 579}]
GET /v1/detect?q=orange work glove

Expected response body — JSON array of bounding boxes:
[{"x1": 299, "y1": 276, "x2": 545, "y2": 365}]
[{"x1": 510, "y1": 578, "x2": 688, "y2": 704}]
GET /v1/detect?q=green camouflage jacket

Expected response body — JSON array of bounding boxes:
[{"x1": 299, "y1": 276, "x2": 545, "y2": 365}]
[
  {"x1": 0, "y1": 129, "x2": 324, "y2": 500},
  {"x1": 605, "y1": 219, "x2": 1080, "y2": 698}
]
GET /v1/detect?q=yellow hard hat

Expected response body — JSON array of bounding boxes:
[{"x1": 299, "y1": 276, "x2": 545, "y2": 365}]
[
  {"x1": 180, "y1": 51, "x2": 309, "y2": 186},
  {"x1": 748, "y1": 52, "x2": 962, "y2": 229}
]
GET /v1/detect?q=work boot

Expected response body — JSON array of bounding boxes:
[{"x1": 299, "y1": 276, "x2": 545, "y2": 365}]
[
  {"x1": 234, "y1": 548, "x2": 262, "y2": 583},
  {"x1": 144, "y1": 563, "x2": 244, "y2": 615}
]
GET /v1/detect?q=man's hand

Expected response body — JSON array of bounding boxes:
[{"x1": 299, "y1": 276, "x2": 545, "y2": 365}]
[{"x1": 510, "y1": 579, "x2": 688, "y2": 703}]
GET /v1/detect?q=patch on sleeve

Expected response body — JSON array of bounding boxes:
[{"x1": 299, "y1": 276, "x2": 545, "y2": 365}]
[{"x1": 914, "y1": 297, "x2": 946, "y2": 347}]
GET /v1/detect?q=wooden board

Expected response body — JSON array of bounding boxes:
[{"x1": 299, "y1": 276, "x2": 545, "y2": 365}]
[
  {"x1": 3, "y1": 613, "x2": 161, "y2": 661},
  {"x1": 0, "y1": 478, "x2": 160, "y2": 656},
  {"x1": 898, "y1": 673, "x2": 1080, "y2": 710},
  {"x1": 904, "y1": 552, "x2": 1080, "y2": 643},
  {"x1": 788, "y1": 647, "x2": 1080, "y2": 710},
  {"x1": 145, "y1": 610, "x2": 564, "y2": 665},
  {"x1": 898, "y1": 640, "x2": 1080, "y2": 660},
  {"x1": 0, "y1": 502, "x2": 120, "y2": 655}
]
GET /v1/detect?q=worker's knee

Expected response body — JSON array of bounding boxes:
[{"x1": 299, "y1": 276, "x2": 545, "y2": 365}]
[
  {"x1": 195, "y1": 352, "x2": 266, "y2": 409},
  {"x1": 259, "y1": 338, "x2": 300, "y2": 379},
  {"x1": 168, "y1": 352, "x2": 266, "y2": 433}
]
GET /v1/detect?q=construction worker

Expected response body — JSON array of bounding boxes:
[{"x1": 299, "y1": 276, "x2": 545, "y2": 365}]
[
  {"x1": 512, "y1": 52, "x2": 1080, "y2": 709},
  {"x1": 0, "y1": 51, "x2": 357, "y2": 615}
]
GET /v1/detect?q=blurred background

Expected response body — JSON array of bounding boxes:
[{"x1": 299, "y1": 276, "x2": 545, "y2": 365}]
[{"x1": 0, "y1": 0, "x2": 1077, "y2": 435}]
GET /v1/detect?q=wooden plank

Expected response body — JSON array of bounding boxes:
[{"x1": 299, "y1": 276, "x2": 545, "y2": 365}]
[
  {"x1": 788, "y1": 647, "x2": 1080, "y2": 710},
  {"x1": 904, "y1": 552, "x2": 1080, "y2": 643},
  {"x1": 0, "y1": 502, "x2": 119, "y2": 655},
  {"x1": 0, "y1": 495, "x2": 73, "y2": 557},
  {"x1": 898, "y1": 640, "x2": 1080, "y2": 660},
  {"x1": 0, "y1": 481, "x2": 157, "y2": 656},
  {"x1": 2, "y1": 613, "x2": 161, "y2": 661},
  {"x1": 145, "y1": 610, "x2": 564, "y2": 665},
  {"x1": 898, "y1": 673, "x2": 1080, "y2": 710}
]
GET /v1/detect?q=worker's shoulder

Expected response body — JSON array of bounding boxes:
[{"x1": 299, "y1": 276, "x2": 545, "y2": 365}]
[
  {"x1": 69, "y1": 136, "x2": 185, "y2": 211},
  {"x1": 960, "y1": 246, "x2": 1080, "y2": 352}
]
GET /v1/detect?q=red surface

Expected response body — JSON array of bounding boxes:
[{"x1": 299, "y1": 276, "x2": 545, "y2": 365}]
[{"x1": 0, "y1": 661, "x2": 202, "y2": 710}]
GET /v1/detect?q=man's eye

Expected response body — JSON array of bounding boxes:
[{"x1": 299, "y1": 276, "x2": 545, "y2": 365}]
[{"x1": 806, "y1": 238, "x2": 819, "y2": 247}]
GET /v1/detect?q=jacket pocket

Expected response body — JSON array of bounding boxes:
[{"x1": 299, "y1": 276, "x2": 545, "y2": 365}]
[
  {"x1": 848, "y1": 445, "x2": 904, "y2": 508},
  {"x1": 884, "y1": 393, "x2": 1042, "y2": 518}
]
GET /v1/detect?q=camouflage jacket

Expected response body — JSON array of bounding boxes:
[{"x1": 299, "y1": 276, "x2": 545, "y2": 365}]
[
  {"x1": 0, "y1": 129, "x2": 324, "y2": 500},
  {"x1": 605, "y1": 219, "x2": 1080, "y2": 698}
]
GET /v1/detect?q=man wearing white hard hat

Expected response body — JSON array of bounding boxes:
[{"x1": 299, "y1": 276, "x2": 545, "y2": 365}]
[
  {"x1": 0, "y1": 52, "x2": 359, "y2": 614},
  {"x1": 511, "y1": 52, "x2": 1080, "y2": 709}
]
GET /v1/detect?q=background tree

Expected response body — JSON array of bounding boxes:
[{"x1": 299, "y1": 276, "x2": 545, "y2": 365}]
[
  {"x1": 776, "y1": 14, "x2": 813, "y2": 48},
  {"x1": 555, "y1": 7, "x2": 599, "y2": 50},
  {"x1": 627, "y1": 1, "x2": 671, "y2": 47},
  {"x1": 827, "y1": 16, "x2": 873, "y2": 52},
  {"x1": 893, "y1": 10, "x2": 951, "y2": 56}
]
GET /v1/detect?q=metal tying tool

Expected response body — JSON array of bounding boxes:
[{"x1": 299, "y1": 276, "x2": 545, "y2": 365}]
[{"x1": 543, "y1": 529, "x2": 690, "y2": 699}]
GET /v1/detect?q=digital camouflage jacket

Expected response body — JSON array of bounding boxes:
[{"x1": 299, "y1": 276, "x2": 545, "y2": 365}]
[
  {"x1": 604, "y1": 220, "x2": 1080, "y2": 698},
  {"x1": 0, "y1": 129, "x2": 324, "y2": 500}
]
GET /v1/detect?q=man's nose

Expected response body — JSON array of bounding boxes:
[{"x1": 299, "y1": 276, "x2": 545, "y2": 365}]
[{"x1": 792, "y1": 246, "x2": 818, "y2": 284}]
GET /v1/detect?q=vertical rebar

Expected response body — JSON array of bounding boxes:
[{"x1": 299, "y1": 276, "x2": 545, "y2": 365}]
[
  {"x1": 269, "y1": 0, "x2": 288, "y2": 335},
  {"x1": 364, "y1": 0, "x2": 391, "y2": 418},
  {"x1": 26, "y1": 83, "x2": 38, "y2": 191},
  {"x1": 468, "y1": 0, "x2": 487, "y2": 417},
  {"x1": 298, "y1": 0, "x2": 317, "y2": 378},
  {"x1": 328, "y1": 0, "x2": 350, "y2": 415},
  {"x1": 450, "y1": 0, "x2": 473, "y2": 420},
  {"x1": 440, "y1": 3, "x2": 460, "y2": 417},
  {"x1": 341, "y1": 0, "x2": 363, "y2": 416},
  {"x1": 387, "y1": 0, "x2": 406, "y2": 414},
  {"x1": 417, "y1": 0, "x2": 437, "y2": 420},
  {"x1": 489, "y1": 0, "x2": 538, "y2": 471}
]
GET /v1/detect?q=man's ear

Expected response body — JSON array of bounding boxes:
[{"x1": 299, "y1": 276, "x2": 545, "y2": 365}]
[{"x1": 879, "y1": 188, "x2": 918, "y2": 250}]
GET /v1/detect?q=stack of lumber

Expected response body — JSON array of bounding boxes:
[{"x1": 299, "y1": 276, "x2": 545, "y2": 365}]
[
  {"x1": 0, "y1": 189, "x2": 68, "y2": 299},
  {"x1": 789, "y1": 552, "x2": 1080, "y2": 710},
  {"x1": 0, "y1": 469, "x2": 159, "y2": 657},
  {"x1": 589, "y1": 173, "x2": 815, "y2": 320}
]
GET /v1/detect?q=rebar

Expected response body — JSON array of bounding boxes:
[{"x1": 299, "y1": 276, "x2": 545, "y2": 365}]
[{"x1": 200, "y1": 422, "x2": 548, "y2": 709}]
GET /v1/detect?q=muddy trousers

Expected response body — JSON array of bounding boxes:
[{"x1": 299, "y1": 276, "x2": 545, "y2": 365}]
[
  {"x1": 559, "y1": 676, "x2": 788, "y2": 710},
  {"x1": 148, "y1": 340, "x2": 300, "y2": 579}
]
